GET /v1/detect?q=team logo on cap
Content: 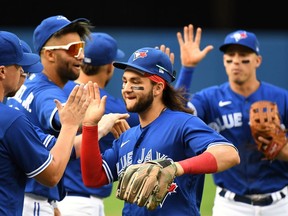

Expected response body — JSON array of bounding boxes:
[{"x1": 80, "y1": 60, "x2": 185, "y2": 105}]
[
  {"x1": 133, "y1": 50, "x2": 148, "y2": 61},
  {"x1": 231, "y1": 31, "x2": 247, "y2": 42}
]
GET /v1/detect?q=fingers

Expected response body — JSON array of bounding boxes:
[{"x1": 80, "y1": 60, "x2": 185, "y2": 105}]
[
  {"x1": 176, "y1": 31, "x2": 184, "y2": 46},
  {"x1": 202, "y1": 45, "x2": 214, "y2": 56},
  {"x1": 65, "y1": 84, "x2": 81, "y2": 105},
  {"x1": 54, "y1": 99, "x2": 63, "y2": 112},
  {"x1": 177, "y1": 24, "x2": 195, "y2": 45},
  {"x1": 258, "y1": 136, "x2": 271, "y2": 144},
  {"x1": 99, "y1": 95, "x2": 107, "y2": 114},
  {"x1": 194, "y1": 26, "x2": 202, "y2": 45},
  {"x1": 56, "y1": 84, "x2": 90, "y2": 127},
  {"x1": 111, "y1": 118, "x2": 130, "y2": 139},
  {"x1": 169, "y1": 52, "x2": 175, "y2": 65},
  {"x1": 82, "y1": 82, "x2": 106, "y2": 127},
  {"x1": 157, "y1": 44, "x2": 174, "y2": 65},
  {"x1": 86, "y1": 81, "x2": 100, "y2": 101},
  {"x1": 65, "y1": 84, "x2": 89, "y2": 113},
  {"x1": 97, "y1": 113, "x2": 130, "y2": 139}
]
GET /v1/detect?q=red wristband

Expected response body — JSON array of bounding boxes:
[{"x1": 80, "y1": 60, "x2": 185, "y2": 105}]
[{"x1": 178, "y1": 152, "x2": 218, "y2": 174}]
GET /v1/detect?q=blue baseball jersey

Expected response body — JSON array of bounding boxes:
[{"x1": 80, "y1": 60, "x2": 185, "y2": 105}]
[
  {"x1": 6, "y1": 73, "x2": 69, "y2": 201},
  {"x1": 62, "y1": 81, "x2": 140, "y2": 197},
  {"x1": 0, "y1": 103, "x2": 53, "y2": 215},
  {"x1": 188, "y1": 81, "x2": 288, "y2": 195},
  {"x1": 100, "y1": 109, "x2": 235, "y2": 216}
]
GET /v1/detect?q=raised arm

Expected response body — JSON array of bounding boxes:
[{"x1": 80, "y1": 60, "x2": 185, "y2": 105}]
[
  {"x1": 80, "y1": 82, "x2": 113, "y2": 187},
  {"x1": 35, "y1": 84, "x2": 90, "y2": 186},
  {"x1": 174, "y1": 24, "x2": 214, "y2": 94}
]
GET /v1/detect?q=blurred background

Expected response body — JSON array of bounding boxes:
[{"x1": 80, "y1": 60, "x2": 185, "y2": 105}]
[{"x1": 2, "y1": 0, "x2": 287, "y2": 96}]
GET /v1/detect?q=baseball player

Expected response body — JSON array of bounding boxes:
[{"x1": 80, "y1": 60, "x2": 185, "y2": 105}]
[
  {"x1": 0, "y1": 31, "x2": 100, "y2": 215},
  {"x1": 175, "y1": 25, "x2": 288, "y2": 215},
  {"x1": 5, "y1": 15, "x2": 93, "y2": 215},
  {"x1": 79, "y1": 46, "x2": 240, "y2": 216},
  {"x1": 58, "y1": 32, "x2": 139, "y2": 215}
]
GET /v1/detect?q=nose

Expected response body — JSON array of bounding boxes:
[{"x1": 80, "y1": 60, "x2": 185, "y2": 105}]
[{"x1": 230, "y1": 54, "x2": 242, "y2": 64}]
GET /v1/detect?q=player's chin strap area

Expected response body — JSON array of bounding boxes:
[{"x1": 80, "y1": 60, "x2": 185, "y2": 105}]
[{"x1": 217, "y1": 186, "x2": 288, "y2": 206}]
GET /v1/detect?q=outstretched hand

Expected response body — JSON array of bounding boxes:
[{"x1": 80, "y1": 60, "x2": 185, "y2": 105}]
[
  {"x1": 82, "y1": 81, "x2": 107, "y2": 127},
  {"x1": 177, "y1": 24, "x2": 214, "y2": 67},
  {"x1": 98, "y1": 113, "x2": 130, "y2": 139},
  {"x1": 111, "y1": 117, "x2": 131, "y2": 139},
  {"x1": 55, "y1": 83, "x2": 90, "y2": 128}
]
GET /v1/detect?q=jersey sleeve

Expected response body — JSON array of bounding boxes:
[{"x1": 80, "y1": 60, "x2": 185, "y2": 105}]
[
  {"x1": 174, "y1": 66, "x2": 195, "y2": 100},
  {"x1": 35, "y1": 88, "x2": 67, "y2": 133},
  {"x1": 5, "y1": 116, "x2": 52, "y2": 178}
]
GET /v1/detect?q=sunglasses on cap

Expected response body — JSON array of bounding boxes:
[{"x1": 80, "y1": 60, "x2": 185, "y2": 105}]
[{"x1": 42, "y1": 41, "x2": 85, "y2": 58}]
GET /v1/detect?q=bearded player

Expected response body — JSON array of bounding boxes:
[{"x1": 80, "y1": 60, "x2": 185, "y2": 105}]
[{"x1": 80, "y1": 45, "x2": 240, "y2": 216}]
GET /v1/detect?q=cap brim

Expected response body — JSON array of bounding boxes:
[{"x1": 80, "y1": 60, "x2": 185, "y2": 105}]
[
  {"x1": 17, "y1": 53, "x2": 40, "y2": 66},
  {"x1": 219, "y1": 44, "x2": 230, "y2": 52},
  {"x1": 219, "y1": 43, "x2": 257, "y2": 54},
  {"x1": 22, "y1": 61, "x2": 43, "y2": 73},
  {"x1": 113, "y1": 61, "x2": 148, "y2": 74}
]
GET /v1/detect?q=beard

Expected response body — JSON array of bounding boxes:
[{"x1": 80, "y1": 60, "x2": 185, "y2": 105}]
[
  {"x1": 57, "y1": 57, "x2": 80, "y2": 82},
  {"x1": 126, "y1": 90, "x2": 154, "y2": 113},
  {"x1": 6, "y1": 91, "x2": 17, "y2": 98}
]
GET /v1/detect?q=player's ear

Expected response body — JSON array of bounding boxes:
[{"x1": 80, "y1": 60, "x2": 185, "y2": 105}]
[
  {"x1": 42, "y1": 49, "x2": 56, "y2": 62},
  {"x1": 0, "y1": 66, "x2": 6, "y2": 80},
  {"x1": 255, "y1": 55, "x2": 262, "y2": 68},
  {"x1": 153, "y1": 82, "x2": 165, "y2": 96}
]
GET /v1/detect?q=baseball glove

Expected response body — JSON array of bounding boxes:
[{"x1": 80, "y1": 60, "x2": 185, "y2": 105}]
[
  {"x1": 116, "y1": 159, "x2": 177, "y2": 210},
  {"x1": 249, "y1": 100, "x2": 287, "y2": 160}
]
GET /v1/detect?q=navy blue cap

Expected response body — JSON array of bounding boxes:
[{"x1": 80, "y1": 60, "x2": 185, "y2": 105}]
[
  {"x1": 0, "y1": 31, "x2": 39, "y2": 66},
  {"x1": 21, "y1": 40, "x2": 43, "y2": 73},
  {"x1": 84, "y1": 32, "x2": 125, "y2": 66},
  {"x1": 113, "y1": 47, "x2": 175, "y2": 83},
  {"x1": 33, "y1": 15, "x2": 89, "y2": 54},
  {"x1": 219, "y1": 30, "x2": 260, "y2": 55}
]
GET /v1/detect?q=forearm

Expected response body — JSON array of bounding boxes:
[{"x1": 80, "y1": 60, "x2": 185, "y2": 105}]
[
  {"x1": 174, "y1": 67, "x2": 195, "y2": 97},
  {"x1": 73, "y1": 130, "x2": 109, "y2": 158},
  {"x1": 176, "y1": 152, "x2": 217, "y2": 175},
  {"x1": 176, "y1": 145, "x2": 240, "y2": 176},
  {"x1": 37, "y1": 125, "x2": 79, "y2": 186},
  {"x1": 50, "y1": 125, "x2": 79, "y2": 174},
  {"x1": 81, "y1": 125, "x2": 109, "y2": 187}
]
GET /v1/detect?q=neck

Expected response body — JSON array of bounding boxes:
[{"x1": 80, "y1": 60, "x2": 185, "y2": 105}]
[
  {"x1": 76, "y1": 72, "x2": 105, "y2": 88},
  {"x1": 139, "y1": 104, "x2": 166, "y2": 127},
  {"x1": 42, "y1": 70, "x2": 66, "y2": 88},
  {"x1": 0, "y1": 86, "x2": 5, "y2": 102},
  {"x1": 230, "y1": 79, "x2": 260, "y2": 97}
]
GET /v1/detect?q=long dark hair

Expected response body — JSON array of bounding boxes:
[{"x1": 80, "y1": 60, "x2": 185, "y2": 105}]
[{"x1": 162, "y1": 83, "x2": 194, "y2": 114}]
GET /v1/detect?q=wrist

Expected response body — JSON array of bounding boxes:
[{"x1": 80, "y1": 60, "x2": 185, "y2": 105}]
[
  {"x1": 174, "y1": 162, "x2": 184, "y2": 176},
  {"x1": 82, "y1": 125, "x2": 98, "y2": 129},
  {"x1": 82, "y1": 122, "x2": 98, "y2": 127}
]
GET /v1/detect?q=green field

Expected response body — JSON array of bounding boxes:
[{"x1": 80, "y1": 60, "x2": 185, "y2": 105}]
[{"x1": 104, "y1": 174, "x2": 216, "y2": 216}]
